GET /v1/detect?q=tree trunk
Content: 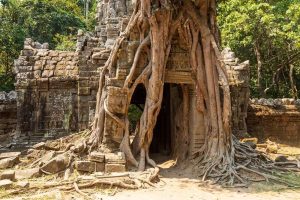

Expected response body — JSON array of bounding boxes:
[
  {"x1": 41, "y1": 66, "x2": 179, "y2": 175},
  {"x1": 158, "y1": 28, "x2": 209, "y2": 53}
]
[
  {"x1": 289, "y1": 64, "x2": 298, "y2": 99},
  {"x1": 254, "y1": 41, "x2": 264, "y2": 97}
]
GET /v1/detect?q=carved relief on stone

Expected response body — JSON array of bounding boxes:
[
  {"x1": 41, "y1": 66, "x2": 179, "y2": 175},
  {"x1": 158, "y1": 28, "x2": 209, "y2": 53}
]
[
  {"x1": 106, "y1": 86, "x2": 128, "y2": 114},
  {"x1": 167, "y1": 52, "x2": 191, "y2": 72}
]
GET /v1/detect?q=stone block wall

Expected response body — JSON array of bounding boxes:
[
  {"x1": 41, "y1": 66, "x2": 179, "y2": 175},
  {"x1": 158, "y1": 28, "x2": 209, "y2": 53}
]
[
  {"x1": 14, "y1": 39, "x2": 79, "y2": 143},
  {"x1": 247, "y1": 99, "x2": 300, "y2": 146},
  {"x1": 76, "y1": 31, "x2": 113, "y2": 130},
  {"x1": 222, "y1": 48, "x2": 250, "y2": 137},
  {"x1": 0, "y1": 91, "x2": 17, "y2": 141},
  {"x1": 95, "y1": 0, "x2": 133, "y2": 49}
]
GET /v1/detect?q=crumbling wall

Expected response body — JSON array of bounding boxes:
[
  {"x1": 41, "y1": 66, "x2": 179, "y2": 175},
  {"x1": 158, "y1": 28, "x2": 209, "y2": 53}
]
[
  {"x1": 222, "y1": 48, "x2": 250, "y2": 137},
  {"x1": 247, "y1": 99, "x2": 300, "y2": 146},
  {"x1": 0, "y1": 91, "x2": 17, "y2": 141},
  {"x1": 74, "y1": 0, "x2": 134, "y2": 130},
  {"x1": 14, "y1": 39, "x2": 79, "y2": 143}
]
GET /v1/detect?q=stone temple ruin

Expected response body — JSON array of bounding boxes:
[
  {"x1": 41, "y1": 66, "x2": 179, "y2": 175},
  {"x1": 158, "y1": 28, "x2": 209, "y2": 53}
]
[
  {"x1": 6, "y1": 0, "x2": 248, "y2": 152},
  {"x1": 1, "y1": 0, "x2": 299, "y2": 153}
]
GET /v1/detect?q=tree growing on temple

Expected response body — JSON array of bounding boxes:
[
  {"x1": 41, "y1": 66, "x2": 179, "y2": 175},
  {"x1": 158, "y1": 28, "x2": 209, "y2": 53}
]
[{"x1": 85, "y1": 0, "x2": 298, "y2": 186}]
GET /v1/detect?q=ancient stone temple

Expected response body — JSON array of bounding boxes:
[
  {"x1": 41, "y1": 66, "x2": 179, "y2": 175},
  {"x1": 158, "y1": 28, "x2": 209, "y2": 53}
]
[{"x1": 10, "y1": 0, "x2": 249, "y2": 150}]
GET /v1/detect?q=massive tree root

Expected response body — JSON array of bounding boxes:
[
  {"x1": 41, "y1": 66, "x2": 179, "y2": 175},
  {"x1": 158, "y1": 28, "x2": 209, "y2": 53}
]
[{"x1": 79, "y1": 0, "x2": 300, "y2": 187}]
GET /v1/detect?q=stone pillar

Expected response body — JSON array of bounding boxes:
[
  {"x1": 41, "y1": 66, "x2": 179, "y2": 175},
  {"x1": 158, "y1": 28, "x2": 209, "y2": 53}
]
[{"x1": 188, "y1": 87, "x2": 205, "y2": 156}]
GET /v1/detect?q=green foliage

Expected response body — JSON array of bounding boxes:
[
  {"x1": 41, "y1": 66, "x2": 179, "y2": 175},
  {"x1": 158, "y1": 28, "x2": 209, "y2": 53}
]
[
  {"x1": 218, "y1": 0, "x2": 300, "y2": 98},
  {"x1": 54, "y1": 34, "x2": 77, "y2": 51},
  {"x1": 0, "y1": 0, "x2": 97, "y2": 91},
  {"x1": 0, "y1": 74, "x2": 15, "y2": 92},
  {"x1": 20, "y1": 0, "x2": 84, "y2": 49},
  {"x1": 0, "y1": 0, "x2": 27, "y2": 91},
  {"x1": 128, "y1": 105, "x2": 143, "y2": 132}
]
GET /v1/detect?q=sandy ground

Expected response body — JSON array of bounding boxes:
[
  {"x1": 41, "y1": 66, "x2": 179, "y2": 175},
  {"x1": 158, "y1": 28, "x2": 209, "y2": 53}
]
[
  {"x1": 12, "y1": 175, "x2": 299, "y2": 200},
  {"x1": 103, "y1": 159, "x2": 300, "y2": 200},
  {"x1": 102, "y1": 151, "x2": 300, "y2": 200},
  {"x1": 3, "y1": 164, "x2": 300, "y2": 200},
  {"x1": 103, "y1": 178, "x2": 300, "y2": 200}
]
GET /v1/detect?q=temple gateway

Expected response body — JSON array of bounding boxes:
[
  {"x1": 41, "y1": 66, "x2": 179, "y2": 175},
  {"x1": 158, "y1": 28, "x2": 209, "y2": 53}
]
[{"x1": 11, "y1": 0, "x2": 249, "y2": 158}]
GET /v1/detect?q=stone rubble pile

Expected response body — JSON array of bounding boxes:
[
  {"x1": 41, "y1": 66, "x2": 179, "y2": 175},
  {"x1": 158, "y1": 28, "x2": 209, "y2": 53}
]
[
  {"x1": 0, "y1": 152, "x2": 40, "y2": 189},
  {"x1": 0, "y1": 146, "x2": 127, "y2": 189},
  {"x1": 75, "y1": 152, "x2": 126, "y2": 174}
]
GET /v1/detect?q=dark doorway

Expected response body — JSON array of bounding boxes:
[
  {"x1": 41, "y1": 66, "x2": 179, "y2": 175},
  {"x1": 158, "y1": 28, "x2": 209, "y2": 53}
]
[
  {"x1": 129, "y1": 83, "x2": 183, "y2": 161},
  {"x1": 150, "y1": 84, "x2": 172, "y2": 156}
]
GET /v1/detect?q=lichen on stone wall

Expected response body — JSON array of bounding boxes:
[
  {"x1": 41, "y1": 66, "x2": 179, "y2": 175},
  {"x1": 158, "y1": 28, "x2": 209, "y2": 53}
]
[{"x1": 0, "y1": 91, "x2": 17, "y2": 142}]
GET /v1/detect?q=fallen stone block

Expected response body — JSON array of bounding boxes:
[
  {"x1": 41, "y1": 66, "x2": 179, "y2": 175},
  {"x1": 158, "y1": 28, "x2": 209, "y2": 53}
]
[
  {"x1": 0, "y1": 152, "x2": 21, "y2": 160},
  {"x1": 105, "y1": 152, "x2": 126, "y2": 164},
  {"x1": 105, "y1": 164, "x2": 126, "y2": 173},
  {"x1": 32, "y1": 142, "x2": 45, "y2": 150},
  {"x1": 96, "y1": 162, "x2": 105, "y2": 172},
  {"x1": 0, "y1": 170, "x2": 15, "y2": 180},
  {"x1": 16, "y1": 181, "x2": 29, "y2": 188},
  {"x1": 89, "y1": 152, "x2": 105, "y2": 163},
  {"x1": 0, "y1": 157, "x2": 19, "y2": 169},
  {"x1": 0, "y1": 179, "x2": 13, "y2": 189},
  {"x1": 15, "y1": 168, "x2": 40, "y2": 180},
  {"x1": 75, "y1": 161, "x2": 95, "y2": 173},
  {"x1": 41, "y1": 153, "x2": 70, "y2": 174},
  {"x1": 39, "y1": 151, "x2": 57, "y2": 167}
]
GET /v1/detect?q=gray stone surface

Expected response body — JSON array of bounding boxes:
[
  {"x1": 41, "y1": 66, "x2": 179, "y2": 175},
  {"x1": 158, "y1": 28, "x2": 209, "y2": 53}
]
[
  {"x1": 40, "y1": 154, "x2": 70, "y2": 174},
  {"x1": 75, "y1": 161, "x2": 96, "y2": 172},
  {"x1": 0, "y1": 179, "x2": 13, "y2": 189},
  {"x1": 16, "y1": 181, "x2": 30, "y2": 188},
  {"x1": 0, "y1": 157, "x2": 19, "y2": 169},
  {"x1": 89, "y1": 152, "x2": 105, "y2": 163},
  {"x1": 15, "y1": 168, "x2": 40, "y2": 180},
  {"x1": 105, "y1": 164, "x2": 126, "y2": 173},
  {"x1": 0, "y1": 152, "x2": 21, "y2": 160},
  {"x1": 0, "y1": 92, "x2": 17, "y2": 141},
  {"x1": 0, "y1": 170, "x2": 15, "y2": 181}
]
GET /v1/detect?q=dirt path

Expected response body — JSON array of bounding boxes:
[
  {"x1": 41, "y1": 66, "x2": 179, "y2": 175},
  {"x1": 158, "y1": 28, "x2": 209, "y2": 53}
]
[
  {"x1": 103, "y1": 177, "x2": 300, "y2": 200},
  {"x1": 102, "y1": 157, "x2": 300, "y2": 200},
  {"x1": 4, "y1": 169, "x2": 300, "y2": 200}
]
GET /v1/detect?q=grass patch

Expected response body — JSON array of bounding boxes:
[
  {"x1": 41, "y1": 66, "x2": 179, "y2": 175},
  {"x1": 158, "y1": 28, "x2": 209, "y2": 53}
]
[{"x1": 251, "y1": 171, "x2": 300, "y2": 192}]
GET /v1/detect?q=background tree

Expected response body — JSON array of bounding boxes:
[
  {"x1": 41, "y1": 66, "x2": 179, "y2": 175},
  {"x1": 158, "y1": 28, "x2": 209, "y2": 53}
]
[
  {"x1": 0, "y1": 0, "x2": 26, "y2": 91},
  {"x1": 218, "y1": 0, "x2": 300, "y2": 98},
  {"x1": 0, "y1": 0, "x2": 97, "y2": 91}
]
